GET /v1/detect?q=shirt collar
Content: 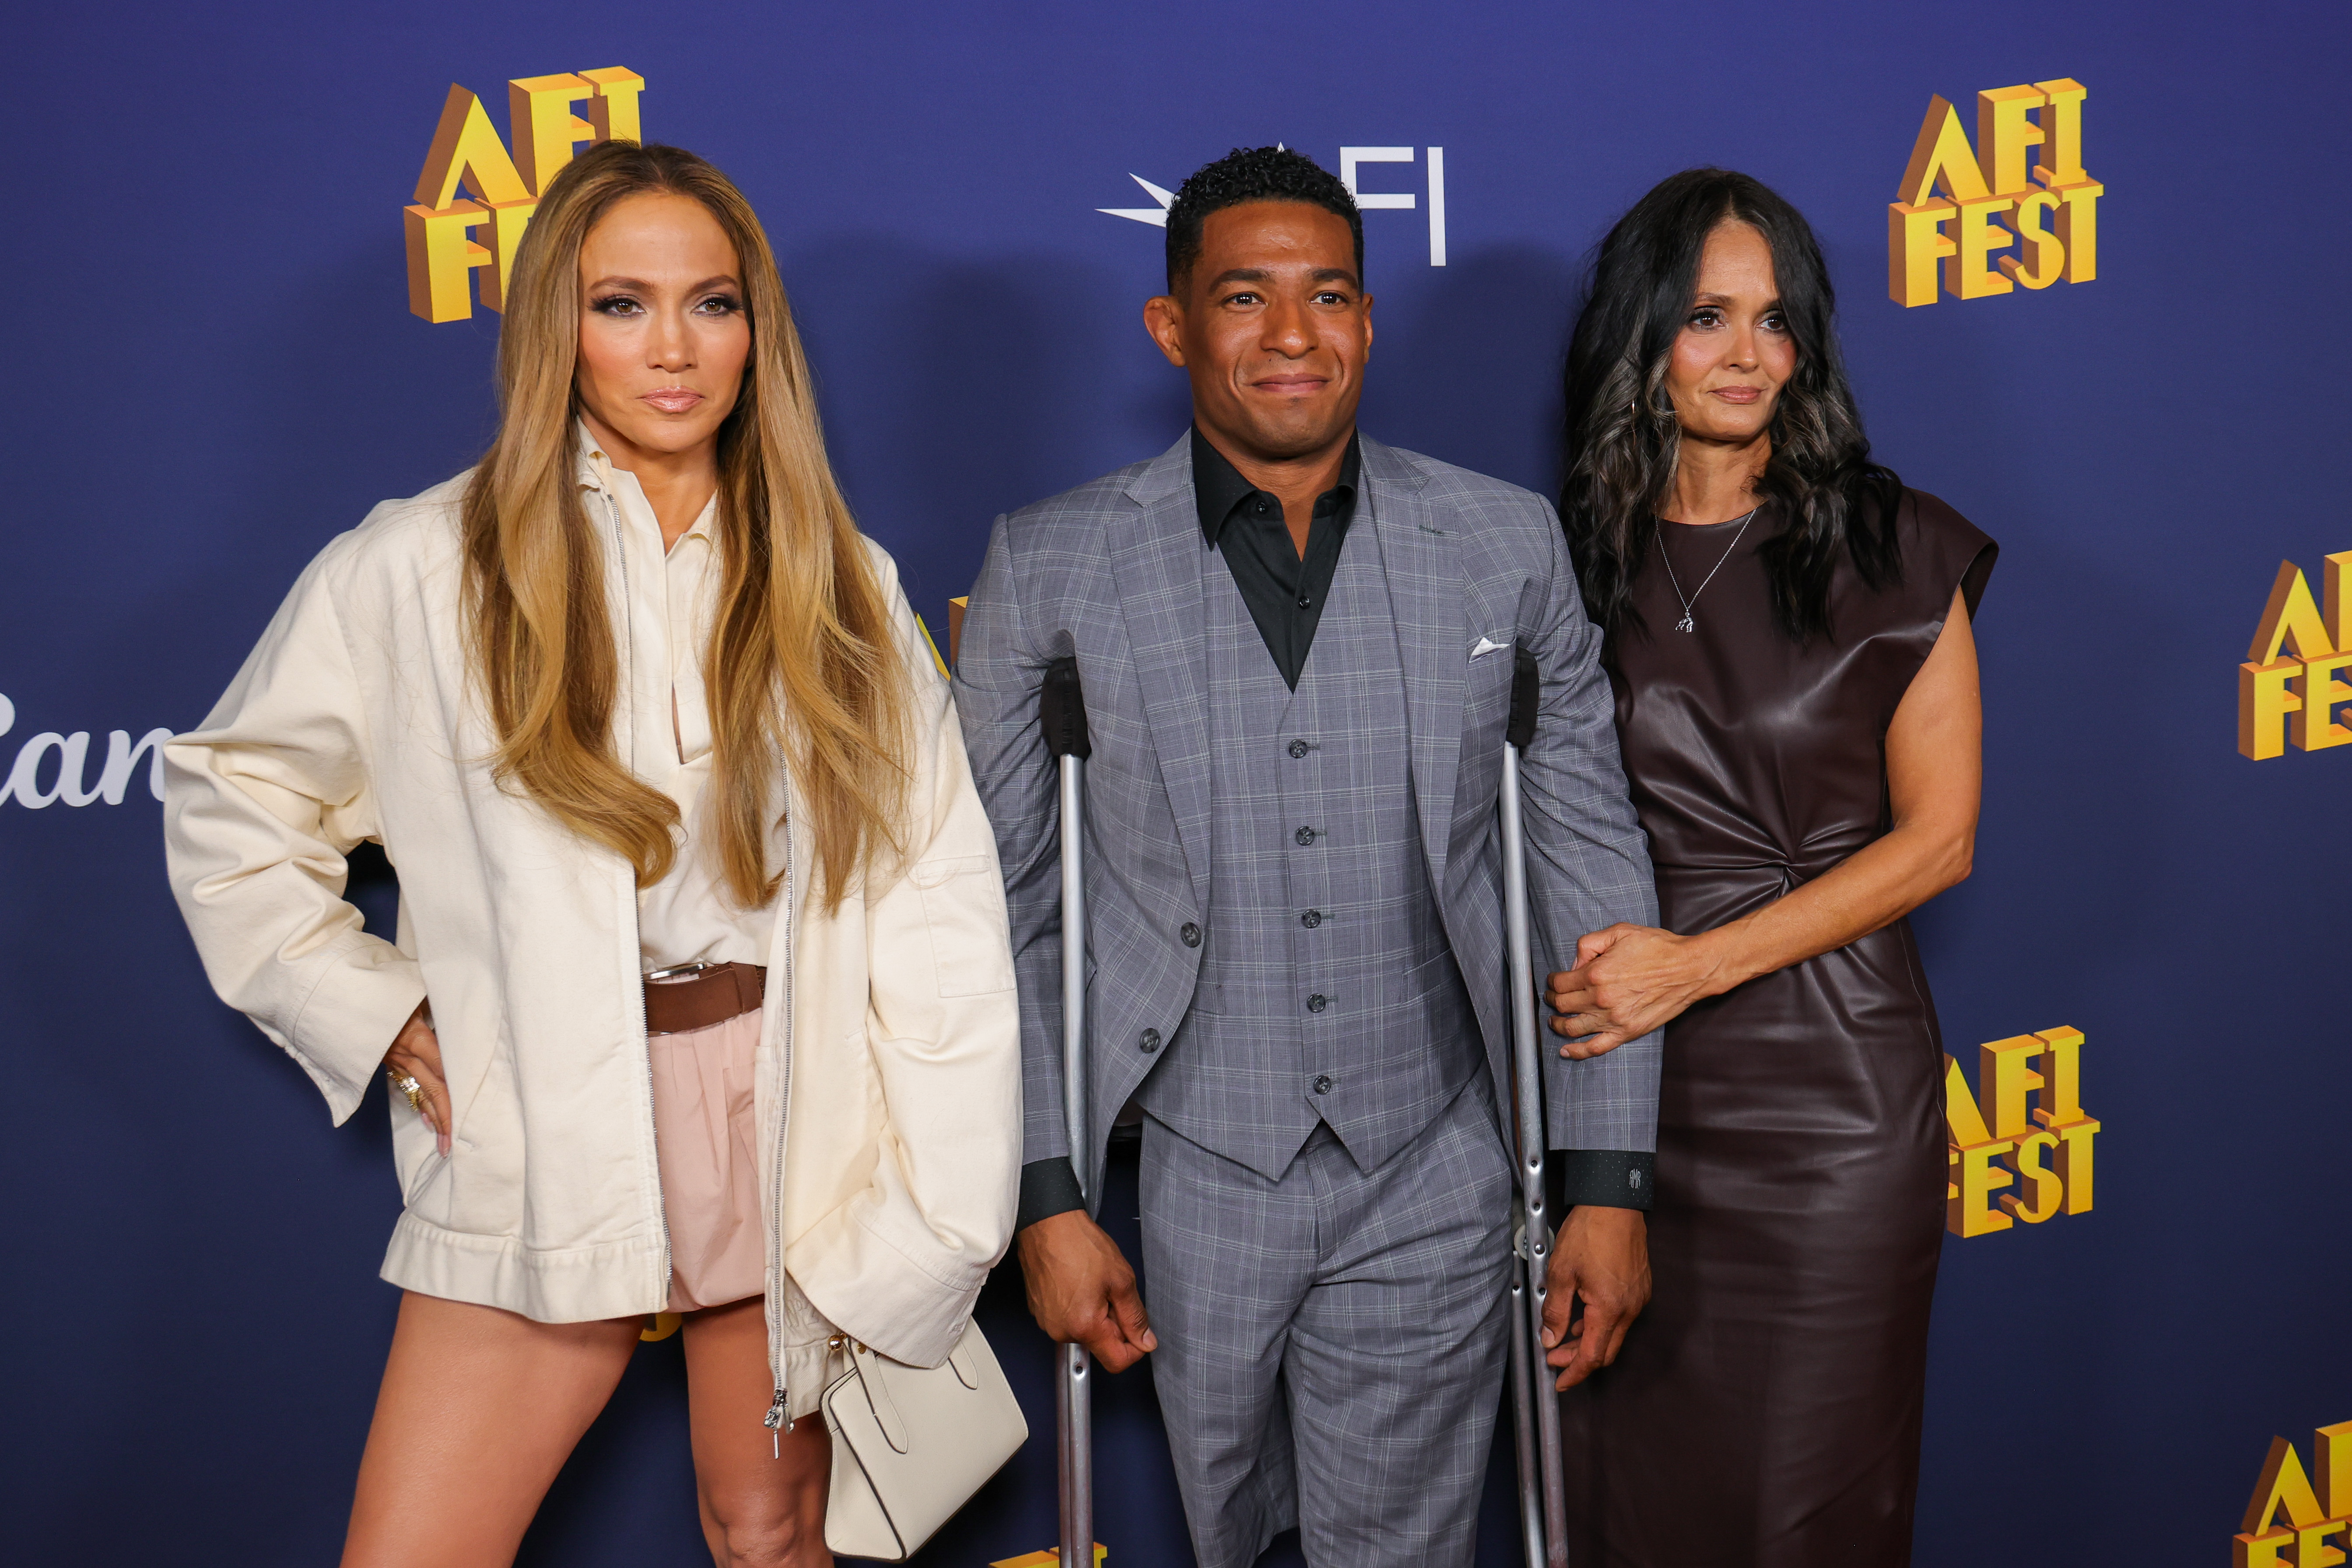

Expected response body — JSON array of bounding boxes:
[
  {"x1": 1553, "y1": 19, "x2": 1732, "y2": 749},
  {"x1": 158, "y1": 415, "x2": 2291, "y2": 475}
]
[
  {"x1": 1191, "y1": 426, "x2": 1361, "y2": 547},
  {"x1": 577, "y1": 419, "x2": 615, "y2": 492},
  {"x1": 575, "y1": 421, "x2": 718, "y2": 546}
]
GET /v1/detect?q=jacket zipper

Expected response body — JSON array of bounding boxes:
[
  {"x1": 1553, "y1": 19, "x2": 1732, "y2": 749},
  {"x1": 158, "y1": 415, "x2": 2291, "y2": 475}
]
[
  {"x1": 761, "y1": 801, "x2": 797, "y2": 1443},
  {"x1": 600, "y1": 482, "x2": 673, "y2": 1309}
]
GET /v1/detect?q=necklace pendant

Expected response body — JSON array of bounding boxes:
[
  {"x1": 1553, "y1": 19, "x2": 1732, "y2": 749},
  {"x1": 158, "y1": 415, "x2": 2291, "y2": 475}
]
[{"x1": 1675, "y1": 614, "x2": 1695, "y2": 633}]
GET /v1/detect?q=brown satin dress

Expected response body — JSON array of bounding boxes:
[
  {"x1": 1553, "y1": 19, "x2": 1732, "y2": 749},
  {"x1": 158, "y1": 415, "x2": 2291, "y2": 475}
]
[{"x1": 1560, "y1": 490, "x2": 1995, "y2": 1567}]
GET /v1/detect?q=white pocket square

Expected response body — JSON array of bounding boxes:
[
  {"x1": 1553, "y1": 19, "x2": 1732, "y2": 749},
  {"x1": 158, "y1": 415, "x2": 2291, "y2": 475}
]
[{"x1": 1470, "y1": 635, "x2": 1509, "y2": 659}]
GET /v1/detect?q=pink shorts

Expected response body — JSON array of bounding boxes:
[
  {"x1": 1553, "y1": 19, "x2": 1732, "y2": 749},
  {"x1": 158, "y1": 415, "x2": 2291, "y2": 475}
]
[
  {"x1": 647, "y1": 1007, "x2": 767, "y2": 1312},
  {"x1": 647, "y1": 1007, "x2": 841, "y2": 1413}
]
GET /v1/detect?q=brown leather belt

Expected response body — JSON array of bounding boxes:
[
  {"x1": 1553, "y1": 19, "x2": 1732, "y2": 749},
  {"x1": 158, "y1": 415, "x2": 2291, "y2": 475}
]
[{"x1": 643, "y1": 961, "x2": 767, "y2": 1036}]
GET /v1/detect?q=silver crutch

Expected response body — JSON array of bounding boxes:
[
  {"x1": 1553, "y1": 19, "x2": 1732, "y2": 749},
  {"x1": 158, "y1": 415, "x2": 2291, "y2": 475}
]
[
  {"x1": 1501, "y1": 645, "x2": 1570, "y2": 1568},
  {"x1": 1040, "y1": 656, "x2": 1094, "y2": 1568}
]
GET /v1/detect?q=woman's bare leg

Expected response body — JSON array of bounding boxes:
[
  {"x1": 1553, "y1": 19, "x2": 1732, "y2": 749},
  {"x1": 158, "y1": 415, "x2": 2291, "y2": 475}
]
[
  {"x1": 341, "y1": 1291, "x2": 642, "y2": 1568},
  {"x1": 683, "y1": 1296, "x2": 831, "y2": 1566}
]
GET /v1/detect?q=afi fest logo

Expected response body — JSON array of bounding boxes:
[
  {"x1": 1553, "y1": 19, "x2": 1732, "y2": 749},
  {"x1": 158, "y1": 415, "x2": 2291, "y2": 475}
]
[
  {"x1": 1943, "y1": 1027, "x2": 2099, "y2": 1238},
  {"x1": 1887, "y1": 79, "x2": 2101, "y2": 307},
  {"x1": 1100, "y1": 146, "x2": 1451, "y2": 266},
  {"x1": 2236, "y1": 1422, "x2": 2352, "y2": 1567},
  {"x1": 403, "y1": 67, "x2": 647, "y2": 322},
  {"x1": 2239, "y1": 552, "x2": 2352, "y2": 759},
  {"x1": 0, "y1": 694, "x2": 172, "y2": 810}
]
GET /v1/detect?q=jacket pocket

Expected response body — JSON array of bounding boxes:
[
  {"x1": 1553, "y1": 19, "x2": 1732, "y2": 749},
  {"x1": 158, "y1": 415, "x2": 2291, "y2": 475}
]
[
  {"x1": 398, "y1": 1034, "x2": 524, "y2": 1238},
  {"x1": 909, "y1": 853, "x2": 1017, "y2": 999}
]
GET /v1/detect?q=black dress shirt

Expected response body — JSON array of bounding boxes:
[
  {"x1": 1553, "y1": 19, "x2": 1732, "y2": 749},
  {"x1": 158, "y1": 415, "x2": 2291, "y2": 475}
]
[{"x1": 1192, "y1": 427, "x2": 1361, "y2": 689}]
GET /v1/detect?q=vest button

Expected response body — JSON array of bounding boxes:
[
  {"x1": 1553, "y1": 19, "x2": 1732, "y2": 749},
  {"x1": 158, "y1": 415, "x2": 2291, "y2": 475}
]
[
  {"x1": 1180, "y1": 923, "x2": 1201, "y2": 948},
  {"x1": 1139, "y1": 1028, "x2": 1162, "y2": 1053},
  {"x1": 1300, "y1": 909, "x2": 1322, "y2": 929},
  {"x1": 1287, "y1": 739, "x2": 1310, "y2": 758},
  {"x1": 1296, "y1": 595, "x2": 1311, "y2": 609},
  {"x1": 1312, "y1": 1074, "x2": 1334, "y2": 1094},
  {"x1": 1294, "y1": 826, "x2": 1316, "y2": 846},
  {"x1": 1306, "y1": 994, "x2": 1328, "y2": 1014}
]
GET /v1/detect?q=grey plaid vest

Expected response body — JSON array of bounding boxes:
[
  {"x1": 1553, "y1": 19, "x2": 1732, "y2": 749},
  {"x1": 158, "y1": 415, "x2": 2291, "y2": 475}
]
[{"x1": 1134, "y1": 519, "x2": 1483, "y2": 1179}]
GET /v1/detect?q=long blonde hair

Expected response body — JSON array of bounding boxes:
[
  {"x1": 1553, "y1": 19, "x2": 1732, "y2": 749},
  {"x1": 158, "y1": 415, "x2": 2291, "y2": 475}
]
[{"x1": 462, "y1": 140, "x2": 909, "y2": 910}]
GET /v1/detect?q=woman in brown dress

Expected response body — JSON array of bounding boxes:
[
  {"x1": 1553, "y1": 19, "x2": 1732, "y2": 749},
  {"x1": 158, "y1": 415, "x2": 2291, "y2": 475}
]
[{"x1": 1543, "y1": 168, "x2": 1995, "y2": 1564}]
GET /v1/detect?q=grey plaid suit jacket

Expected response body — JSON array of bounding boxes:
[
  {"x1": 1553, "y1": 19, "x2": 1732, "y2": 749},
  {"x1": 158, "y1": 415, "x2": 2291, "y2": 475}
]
[{"x1": 954, "y1": 432, "x2": 1662, "y2": 1203}]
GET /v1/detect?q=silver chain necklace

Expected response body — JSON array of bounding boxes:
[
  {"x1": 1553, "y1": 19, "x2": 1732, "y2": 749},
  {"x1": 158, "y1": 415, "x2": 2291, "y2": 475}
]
[{"x1": 1657, "y1": 507, "x2": 1759, "y2": 632}]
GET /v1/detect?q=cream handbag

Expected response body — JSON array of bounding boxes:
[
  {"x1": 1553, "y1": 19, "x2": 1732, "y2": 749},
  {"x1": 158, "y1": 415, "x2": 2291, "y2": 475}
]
[{"x1": 821, "y1": 1321, "x2": 1030, "y2": 1561}]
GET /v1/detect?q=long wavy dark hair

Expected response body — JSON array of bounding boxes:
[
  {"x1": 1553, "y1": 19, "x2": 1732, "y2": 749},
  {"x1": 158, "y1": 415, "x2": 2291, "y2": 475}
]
[{"x1": 1560, "y1": 168, "x2": 1901, "y2": 642}]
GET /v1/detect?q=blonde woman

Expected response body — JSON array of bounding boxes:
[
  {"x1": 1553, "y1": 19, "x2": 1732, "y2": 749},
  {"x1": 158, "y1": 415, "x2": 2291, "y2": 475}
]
[{"x1": 164, "y1": 141, "x2": 1020, "y2": 1568}]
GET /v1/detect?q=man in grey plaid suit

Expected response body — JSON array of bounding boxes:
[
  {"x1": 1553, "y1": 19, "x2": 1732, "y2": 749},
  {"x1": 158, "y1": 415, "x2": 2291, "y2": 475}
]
[{"x1": 955, "y1": 147, "x2": 1661, "y2": 1568}]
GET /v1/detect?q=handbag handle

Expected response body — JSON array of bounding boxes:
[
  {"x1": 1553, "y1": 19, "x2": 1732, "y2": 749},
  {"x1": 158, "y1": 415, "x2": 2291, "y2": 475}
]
[{"x1": 837, "y1": 1338, "x2": 913, "y2": 1454}]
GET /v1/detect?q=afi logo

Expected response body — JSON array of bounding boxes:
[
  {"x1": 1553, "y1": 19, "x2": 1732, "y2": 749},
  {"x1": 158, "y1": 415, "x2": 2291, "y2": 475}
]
[
  {"x1": 1943, "y1": 1026, "x2": 2099, "y2": 1238},
  {"x1": 403, "y1": 68, "x2": 647, "y2": 323},
  {"x1": 1100, "y1": 145, "x2": 1451, "y2": 266},
  {"x1": 2239, "y1": 552, "x2": 2352, "y2": 759},
  {"x1": 2237, "y1": 1422, "x2": 2352, "y2": 1568},
  {"x1": 1887, "y1": 79, "x2": 2101, "y2": 307}
]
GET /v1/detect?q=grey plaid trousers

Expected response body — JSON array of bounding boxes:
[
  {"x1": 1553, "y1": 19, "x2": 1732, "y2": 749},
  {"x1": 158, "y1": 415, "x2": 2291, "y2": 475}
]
[{"x1": 1141, "y1": 1089, "x2": 1514, "y2": 1568}]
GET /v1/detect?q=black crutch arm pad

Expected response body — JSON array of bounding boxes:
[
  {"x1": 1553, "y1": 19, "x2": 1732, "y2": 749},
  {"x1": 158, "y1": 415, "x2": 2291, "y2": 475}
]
[
  {"x1": 1506, "y1": 645, "x2": 1540, "y2": 751},
  {"x1": 1040, "y1": 656, "x2": 1092, "y2": 760}
]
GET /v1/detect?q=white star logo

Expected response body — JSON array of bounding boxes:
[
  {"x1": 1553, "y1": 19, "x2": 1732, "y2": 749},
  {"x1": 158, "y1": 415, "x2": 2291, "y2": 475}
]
[
  {"x1": 1099, "y1": 149, "x2": 1290, "y2": 229},
  {"x1": 1097, "y1": 173, "x2": 1175, "y2": 228}
]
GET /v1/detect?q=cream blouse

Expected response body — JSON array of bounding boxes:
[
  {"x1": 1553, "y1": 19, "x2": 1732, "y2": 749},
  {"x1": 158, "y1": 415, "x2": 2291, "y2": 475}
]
[{"x1": 583, "y1": 433, "x2": 775, "y2": 971}]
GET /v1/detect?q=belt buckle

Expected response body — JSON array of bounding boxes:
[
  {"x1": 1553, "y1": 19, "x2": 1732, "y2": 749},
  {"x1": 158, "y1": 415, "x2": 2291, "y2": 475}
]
[{"x1": 645, "y1": 961, "x2": 717, "y2": 984}]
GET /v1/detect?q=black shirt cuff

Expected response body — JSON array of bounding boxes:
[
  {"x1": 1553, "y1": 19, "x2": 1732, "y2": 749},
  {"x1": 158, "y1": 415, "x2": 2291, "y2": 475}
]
[
  {"x1": 1553, "y1": 1148, "x2": 1656, "y2": 1212},
  {"x1": 1016, "y1": 1156, "x2": 1087, "y2": 1231}
]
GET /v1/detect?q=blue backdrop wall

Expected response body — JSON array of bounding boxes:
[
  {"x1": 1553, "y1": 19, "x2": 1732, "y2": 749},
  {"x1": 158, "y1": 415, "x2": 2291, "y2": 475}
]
[{"x1": 5, "y1": 3, "x2": 2348, "y2": 1564}]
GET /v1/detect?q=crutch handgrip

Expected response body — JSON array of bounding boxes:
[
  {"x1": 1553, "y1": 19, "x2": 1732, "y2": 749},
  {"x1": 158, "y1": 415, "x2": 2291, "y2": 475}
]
[
  {"x1": 1507, "y1": 645, "x2": 1539, "y2": 751},
  {"x1": 1042, "y1": 657, "x2": 1092, "y2": 760}
]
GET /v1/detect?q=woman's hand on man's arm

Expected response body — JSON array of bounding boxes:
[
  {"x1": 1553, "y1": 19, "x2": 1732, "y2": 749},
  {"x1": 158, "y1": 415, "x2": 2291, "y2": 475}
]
[{"x1": 1546, "y1": 923, "x2": 1736, "y2": 1057}]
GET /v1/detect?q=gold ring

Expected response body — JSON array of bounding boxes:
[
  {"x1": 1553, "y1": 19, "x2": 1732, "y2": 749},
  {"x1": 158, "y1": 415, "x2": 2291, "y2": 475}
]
[{"x1": 388, "y1": 1071, "x2": 425, "y2": 1115}]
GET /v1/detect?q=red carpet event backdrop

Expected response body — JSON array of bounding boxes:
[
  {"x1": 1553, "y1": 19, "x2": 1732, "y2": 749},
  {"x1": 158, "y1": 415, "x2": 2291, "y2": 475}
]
[{"x1": 2, "y1": 4, "x2": 2344, "y2": 1564}]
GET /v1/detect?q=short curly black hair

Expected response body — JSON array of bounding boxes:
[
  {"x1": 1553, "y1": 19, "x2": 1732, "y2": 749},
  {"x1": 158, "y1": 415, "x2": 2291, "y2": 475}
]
[{"x1": 1164, "y1": 146, "x2": 1364, "y2": 291}]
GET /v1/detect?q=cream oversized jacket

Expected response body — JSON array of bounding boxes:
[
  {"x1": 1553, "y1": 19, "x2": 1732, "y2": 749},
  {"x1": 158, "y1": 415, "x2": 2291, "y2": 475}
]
[{"x1": 163, "y1": 460, "x2": 1021, "y2": 1393}]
